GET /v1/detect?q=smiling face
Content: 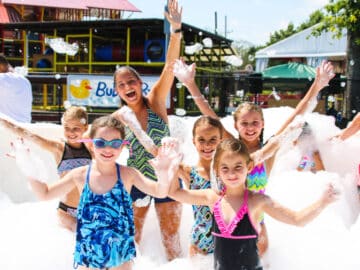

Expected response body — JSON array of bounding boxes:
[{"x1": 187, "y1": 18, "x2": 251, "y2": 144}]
[
  {"x1": 234, "y1": 109, "x2": 264, "y2": 144},
  {"x1": 217, "y1": 151, "x2": 250, "y2": 189},
  {"x1": 91, "y1": 126, "x2": 123, "y2": 163},
  {"x1": 193, "y1": 124, "x2": 222, "y2": 161},
  {"x1": 63, "y1": 119, "x2": 88, "y2": 144},
  {"x1": 114, "y1": 68, "x2": 143, "y2": 107},
  {"x1": 213, "y1": 138, "x2": 252, "y2": 192}
]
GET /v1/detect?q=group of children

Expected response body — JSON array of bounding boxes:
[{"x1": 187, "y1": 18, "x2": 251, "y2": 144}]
[
  {"x1": 1, "y1": 1, "x2": 359, "y2": 269},
  {"x1": 1, "y1": 68, "x2": 354, "y2": 270}
]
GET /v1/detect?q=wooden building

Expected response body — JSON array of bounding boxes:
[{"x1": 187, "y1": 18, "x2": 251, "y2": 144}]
[{"x1": 0, "y1": 1, "x2": 239, "y2": 120}]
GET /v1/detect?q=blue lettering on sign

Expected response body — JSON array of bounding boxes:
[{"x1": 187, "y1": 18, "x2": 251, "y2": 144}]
[
  {"x1": 142, "y1": 82, "x2": 150, "y2": 96},
  {"x1": 96, "y1": 81, "x2": 118, "y2": 97}
]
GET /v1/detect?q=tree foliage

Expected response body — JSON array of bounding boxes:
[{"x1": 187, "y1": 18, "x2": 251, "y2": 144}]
[
  {"x1": 266, "y1": 10, "x2": 324, "y2": 46},
  {"x1": 311, "y1": 0, "x2": 360, "y2": 44}
]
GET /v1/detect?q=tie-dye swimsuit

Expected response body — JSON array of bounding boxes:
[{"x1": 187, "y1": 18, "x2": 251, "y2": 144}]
[
  {"x1": 246, "y1": 162, "x2": 267, "y2": 194},
  {"x1": 212, "y1": 190, "x2": 262, "y2": 270},
  {"x1": 189, "y1": 167, "x2": 214, "y2": 253},
  {"x1": 74, "y1": 163, "x2": 136, "y2": 268},
  {"x1": 246, "y1": 162, "x2": 267, "y2": 223}
]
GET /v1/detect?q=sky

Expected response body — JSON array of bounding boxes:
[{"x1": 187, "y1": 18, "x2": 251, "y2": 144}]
[{"x1": 126, "y1": 0, "x2": 329, "y2": 46}]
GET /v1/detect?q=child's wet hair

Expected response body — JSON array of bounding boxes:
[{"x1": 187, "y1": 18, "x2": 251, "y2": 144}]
[
  {"x1": 89, "y1": 115, "x2": 125, "y2": 139},
  {"x1": 233, "y1": 102, "x2": 264, "y2": 145},
  {"x1": 61, "y1": 106, "x2": 88, "y2": 125},
  {"x1": 192, "y1": 115, "x2": 224, "y2": 138},
  {"x1": 213, "y1": 138, "x2": 251, "y2": 174},
  {"x1": 114, "y1": 66, "x2": 148, "y2": 106}
]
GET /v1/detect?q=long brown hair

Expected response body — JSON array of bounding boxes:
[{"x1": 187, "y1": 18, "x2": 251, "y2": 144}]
[{"x1": 113, "y1": 66, "x2": 148, "y2": 107}]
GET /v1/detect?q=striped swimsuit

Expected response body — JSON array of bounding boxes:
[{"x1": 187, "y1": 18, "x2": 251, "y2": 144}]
[
  {"x1": 126, "y1": 108, "x2": 173, "y2": 203},
  {"x1": 189, "y1": 167, "x2": 214, "y2": 253}
]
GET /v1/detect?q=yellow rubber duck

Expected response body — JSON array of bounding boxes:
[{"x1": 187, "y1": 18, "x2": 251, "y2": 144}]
[{"x1": 70, "y1": 79, "x2": 92, "y2": 99}]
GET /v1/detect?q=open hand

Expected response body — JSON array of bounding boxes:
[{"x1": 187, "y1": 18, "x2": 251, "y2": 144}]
[
  {"x1": 316, "y1": 60, "x2": 335, "y2": 89},
  {"x1": 164, "y1": 0, "x2": 182, "y2": 31},
  {"x1": 173, "y1": 59, "x2": 196, "y2": 86},
  {"x1": 149, "y1": 137, "x2": 183, "y2": 182}
]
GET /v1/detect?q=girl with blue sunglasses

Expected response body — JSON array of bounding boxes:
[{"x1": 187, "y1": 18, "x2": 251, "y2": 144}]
[{"x1": 26, "y1": 115, "x2": 181, "y2": 270}]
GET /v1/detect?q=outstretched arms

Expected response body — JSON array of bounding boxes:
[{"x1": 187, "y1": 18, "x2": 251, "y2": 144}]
[
  {"x1": 258, "y1": 183, "x2": 338, "y2": 227},
  {"x1": 275, "y1": 61, "x2": 335, "y2": 135},
  {"x1": 28, "y1": 167, "x2": 83, "y2": 201},
  {"x1": 0, "y1": 117, "x2": 63, "y2": 161}
]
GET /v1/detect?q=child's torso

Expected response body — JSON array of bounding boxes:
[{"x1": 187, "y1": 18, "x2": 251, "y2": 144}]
[
  {"x1": 212, "y1": 191, "x2": 261, "y2": 270},
  {"x1": 74, "y1": 163, "x2": 135, "y2": 268},
  {"x1": 189, "y1": 167, "x2": 214, "y2": 253}
]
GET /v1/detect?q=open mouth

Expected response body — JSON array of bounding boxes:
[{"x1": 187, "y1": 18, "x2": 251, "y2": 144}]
[{"x1": 126, "y1": 90, "x2": 136, "y2": 98}]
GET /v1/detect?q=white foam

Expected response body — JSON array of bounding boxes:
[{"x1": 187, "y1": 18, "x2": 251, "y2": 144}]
[{"x1": 0, "y1": 107, "x2": 359, "y2": 270}]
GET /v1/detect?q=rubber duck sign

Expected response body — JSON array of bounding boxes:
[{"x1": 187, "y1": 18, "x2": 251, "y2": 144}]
[{"x1": 67, "y1": 75, "x2": 163, "y2": 107}]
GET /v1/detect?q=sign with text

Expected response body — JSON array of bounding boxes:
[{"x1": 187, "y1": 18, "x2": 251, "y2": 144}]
[{"x1": 67, "y1": 74, "x2": 166, "y2": 107}]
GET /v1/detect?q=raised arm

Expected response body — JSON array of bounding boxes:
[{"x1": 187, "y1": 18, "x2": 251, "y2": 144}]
[
  {"x1": 173, "y1": 59, "x2": 233, "y2": 138},
  {"x1": 0, "y1": 117, "x2": 63, "y2": 160},
  {"x1": 169, "y1": 175, "x2": 218, "y2": 207},
  {"x1": 251, "y1": 121, "x2": 303, "y2": 171},
  {"x1": 259, "y1": 183, "x2": 338, "y2": 227},
  {"x1": 275, "y1": 61, "x2": 335, "y2": 135},
  {"x1": 337, "y1": 112, "x2": 360, "y2": 141},
  {"x1": 112, "y1": 106, "x2": 158, "y2": 156},
  {"x1": 147, "y1": 0, "x2": 182, "y2": 108}
]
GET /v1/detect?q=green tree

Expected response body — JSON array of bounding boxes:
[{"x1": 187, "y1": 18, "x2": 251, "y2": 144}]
[
  {"x1": 266, "y1": 10, "x2": 324, "y2": 46},
  {"x1": 312, "y1": 0, "x2": 360, "y2": 119}
]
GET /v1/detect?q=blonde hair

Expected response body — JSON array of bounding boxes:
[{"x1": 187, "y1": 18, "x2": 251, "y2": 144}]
[
  {"x1": 61, "y1": 106, "x2": 88, "y2": 126},
  {"x1": 233, "y1": 102, "x2": 264, "y2": 122},
  {"x1": 233, "y1": 102, "x2": 265, "y2": 145}
]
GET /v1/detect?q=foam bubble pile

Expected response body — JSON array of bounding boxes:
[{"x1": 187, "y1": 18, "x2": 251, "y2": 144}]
[{"x1": 0, "y1": 108, "x2": 359, "y2": 270}]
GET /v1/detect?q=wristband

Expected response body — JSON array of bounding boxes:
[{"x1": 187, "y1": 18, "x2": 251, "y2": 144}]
[{"x1": 173, "y1": 28, "x2": 182, "y2": 33}]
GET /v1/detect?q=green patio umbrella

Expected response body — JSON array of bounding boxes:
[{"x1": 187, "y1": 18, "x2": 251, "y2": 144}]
[{"x1": 262, "y1": 62, "x2": 316, "y2": 79}]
